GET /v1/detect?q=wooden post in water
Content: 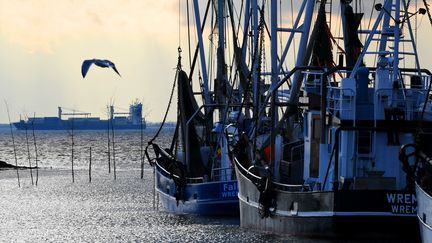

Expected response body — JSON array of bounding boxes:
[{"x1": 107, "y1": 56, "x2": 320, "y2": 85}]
[
  {"x1": 107, "y1": 105, "x2": 111, "y2": 174},
  {"x1": 110, "y1": 105, "x2": 116, "y2": 180},
  {"x1": 32, "y1": 113, "x2": 39, "y2": 186},
  {"x1": 89, "y1": 146, "x2": 92, "y2": 183},
  {"x1": 156, "y1": 191, "x2": 159, "y2": 211},
  {"x1": 153, "y1": 166, "x2": 156, "y2": 210},
  {"x1": 24, "y1": 121, "x2": 34, "y2": 185},
  {"x1": 5, "y1": 101, "x2": 20, "y2": 187},
  {"x1": 70, "y1": 113, "x2": 75, "y2": 183},
  {"x1": 140, "y1": 116, "x2": 144, "y2": 179},
  {"x1": 112, "y1": 129, "x2": 116, "y2": 180}
]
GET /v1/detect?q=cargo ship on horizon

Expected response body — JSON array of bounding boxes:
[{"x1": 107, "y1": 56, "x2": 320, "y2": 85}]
[{"x1": 13, "y1": 101, "x2": 146, "y2": 130}]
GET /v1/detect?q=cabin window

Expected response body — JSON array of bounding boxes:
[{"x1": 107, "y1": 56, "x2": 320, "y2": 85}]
[
  {"x1": 357, "y1": 131, "x2": 372, "y2": 154},
  {"x1": 312, "y1": 118, "x2": 321, "y2": 140},
  {"x1": 327, "y1": 128, "x2": 332, "y2": 145},
  {"x1": 304, "y1": 115, "x2": 308, "y2": 137},
  {"x1": 310, "y1": 117, "x2": 321, "y2": 177}
]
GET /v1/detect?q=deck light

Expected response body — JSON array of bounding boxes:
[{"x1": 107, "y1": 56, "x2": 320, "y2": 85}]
[{"x1": 374, "y1": 3, "x2": 383, "y2": 11}]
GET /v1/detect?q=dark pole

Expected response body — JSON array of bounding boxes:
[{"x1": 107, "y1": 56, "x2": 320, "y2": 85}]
[
  {"x1": 71, "y1": 114, "x2": 75, "y2": 183},
  {"x1": 107, "y1": 106, "x2": 111, "y2": 174},
  {"x1": 111, "y1": 106, "x2": 116, "y2": 180},
  {"x1": 32, "y1": 113, "x2": 39, "y2": 186},
  {"x1": 24, "y1": 123, "x2": 34, "y2": 185},
  {"x1": 5, "y1": 101, "x2": 20, "y2": 187},
  {"x1": 89, "y1": 146, "x2": 92, "y2": 183},
  {"x1": 140, "y1": 116, "x2": 144, "y2": 179}
]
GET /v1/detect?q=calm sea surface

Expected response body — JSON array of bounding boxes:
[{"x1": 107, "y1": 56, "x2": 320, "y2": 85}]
[{"x1": 0, "y1": 128, "x2": 405, "y2": 242}]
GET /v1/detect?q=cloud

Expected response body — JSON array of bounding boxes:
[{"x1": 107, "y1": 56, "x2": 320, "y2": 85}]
[{"x1": 0, "y1": 0, "x2": 178, "y2": 54}]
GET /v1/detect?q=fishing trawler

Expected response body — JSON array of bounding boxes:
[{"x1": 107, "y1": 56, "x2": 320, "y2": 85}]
[
  {"x1": 13, "y1": 101, "x2": 146, "y2": 130},
  {"x1": 416, "y1": 181, "x2": 432, "y2": 243},
  {"x1": 400, "y1": 133, "x2": 432, "y2": 243},
  {"x1": 225, "y1": 0, "x2": 431, "y2": 239},
  {"x1": 145, "y1": 0, "x2": 246, "y2": 215}
]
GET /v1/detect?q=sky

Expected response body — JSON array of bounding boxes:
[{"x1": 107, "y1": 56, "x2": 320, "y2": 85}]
[
  {"x1": 0, "y1": 1, "x2": 431, "y2": 124},
  {"x1": 0, "y1": 0, "x2": 180, "y2": 123}
]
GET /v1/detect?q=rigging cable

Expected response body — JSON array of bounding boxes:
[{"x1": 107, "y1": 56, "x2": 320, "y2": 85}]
[
  {"x1": 366, "y1": 0, "x2": 375, "y2": 29},
  {"x1": 187, "y1": 0, "x2": 212, "y2": 80},
  {"x1": 187, "y1": 0, "x2": 192, "y2": 69},
  {"x1": 368, "y1": 0, "x2": 379, "y2": 68},
  {"x1": 145, "y1": 49, "x2": 182, "y2": 165},
  {"x1": 226, "y1": 2, "x2": 232, "y2": 85},
  {"x1": 234, "y1": 0, "x2": 245, "y2": 39},
  {"x1": 423, "y1": 0, "x2": 432, "y2": 25},
  {"x1": 290, "y1": 0, "x2": 297, "y2": 67},
  {"x1": 403, "y1": 1, "x2": 412, "y2": 69},
  {"x1": 417, "y1": 0, "x2": 432, "y2": 133},
  {"x1": 226, "y1": 2, "x2": 264, "y2": 138},
  {"x1": 228, "y1": 0, "x2": 248, "y2": 94},
  {"x1": 209, "y1": 1, "x2": 215, "y2": 98},
  {"x1": 179, "y1": 0, "x2": 181, "y2": 47},
  {"x1": 416, "y1": 0, "x2": 418, "y2": 42}
]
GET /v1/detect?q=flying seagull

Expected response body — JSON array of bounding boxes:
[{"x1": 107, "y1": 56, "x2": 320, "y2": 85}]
[{"x1": 81, "y1": 59, "x2": 121, "y2": 78}]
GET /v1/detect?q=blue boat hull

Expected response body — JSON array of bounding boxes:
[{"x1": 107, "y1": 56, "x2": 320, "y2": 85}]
[{"x1": 155, "y1": 163, "x2": 239, "y2": 216}]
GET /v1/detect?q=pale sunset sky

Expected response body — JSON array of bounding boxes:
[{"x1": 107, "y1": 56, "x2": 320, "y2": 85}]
[
  {"x1": 0, "y1": 0, "x2": 180, "y2": 123},
  {"x1": 0, "y1": 1, "x2": 431, "y2": 123}
]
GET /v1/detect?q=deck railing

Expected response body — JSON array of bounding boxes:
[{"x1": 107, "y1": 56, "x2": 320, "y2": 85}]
[
  {"x1": 374, "y1": 88, "x2": 430, "y2": 121},
  {"x1": 326, "y1": 87, "x2": 356, "y2": 121},
  {"x1": 211, "y1": 167, "x2": 236, "y2": 181}
]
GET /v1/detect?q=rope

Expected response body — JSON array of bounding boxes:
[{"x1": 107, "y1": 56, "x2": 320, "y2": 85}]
[{"x1": 145, "y1": 48, "x2": 182, "y2": 165}]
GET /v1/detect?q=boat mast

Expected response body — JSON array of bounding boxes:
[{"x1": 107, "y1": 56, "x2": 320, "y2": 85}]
[
  {"x1": 270, "y1": 0, "x2": 278, "y2": 97},
  {"x1": 269, "y1": 0, "x2": 278, "y2": 166},
  {"x1": 192, "y1": 0, "x2": 211, "y2": 107},
  {"x1": 272, "y1": 0, "x2": 315, "y2": 135},
  {"x1": 378, "y1": 1, "x2": 392, "y2": 55},
  {"x1": 287, "y1": 0, "x2": 316, "y2": 104},
  {"x1": 393, "y1": 0, "x2": 401, "y2": 83},
  {"x1": 216, "y1": 0, "x2": 230, "y2": 118}
]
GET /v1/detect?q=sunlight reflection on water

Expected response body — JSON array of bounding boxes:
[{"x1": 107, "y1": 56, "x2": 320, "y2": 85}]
[
  {"x1": 0, "y1": 128, "x2": 403, "y2": 242},
  {"x1": 0, "y1": 128, "x2": 302, "y2": 242},
  {"x1": 0, "y1": 169, "x2": 302, "y2": 242}
]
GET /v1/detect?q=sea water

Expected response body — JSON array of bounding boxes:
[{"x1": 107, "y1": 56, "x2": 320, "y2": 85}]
[
  {"x1": 0, "y1": 128, "x2": 402, "y2": 242},
  {"x1": 0, "y1": 128, "x2": 295, "y2": 242}
]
